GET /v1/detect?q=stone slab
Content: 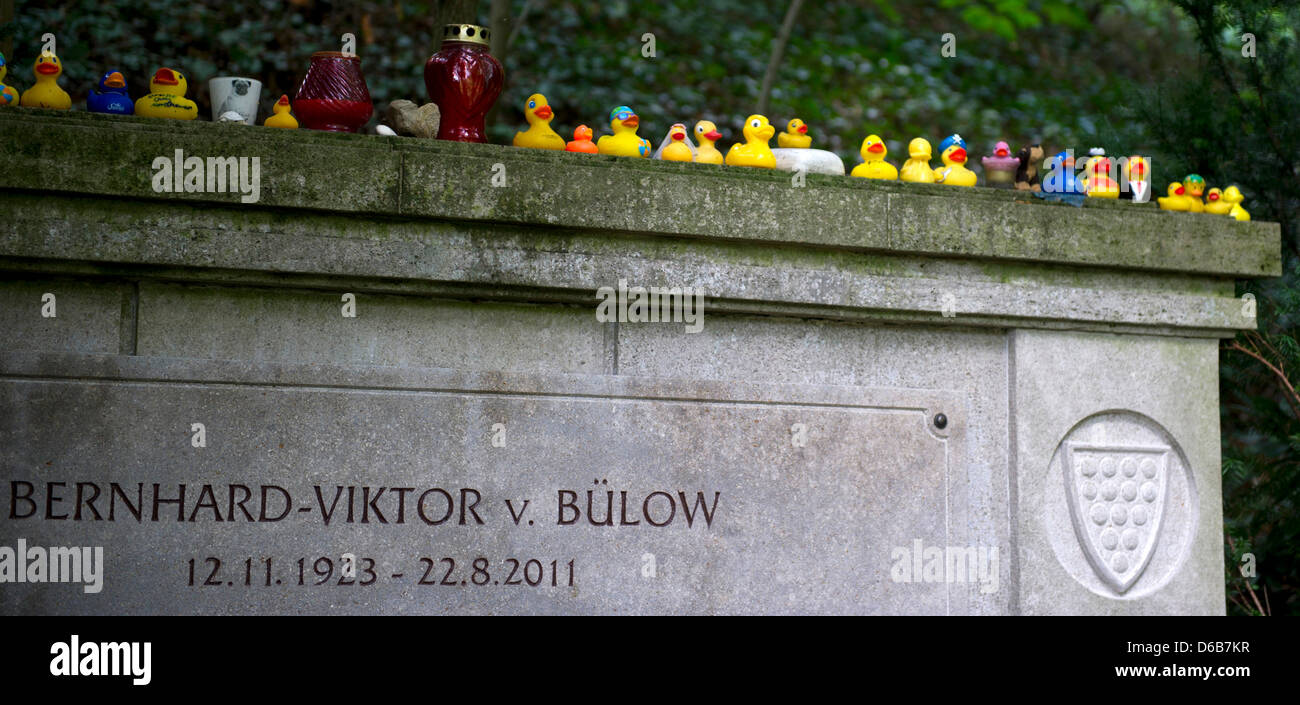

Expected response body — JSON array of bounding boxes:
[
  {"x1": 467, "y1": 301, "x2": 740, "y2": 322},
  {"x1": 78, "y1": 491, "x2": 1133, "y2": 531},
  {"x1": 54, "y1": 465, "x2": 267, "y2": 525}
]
[
  {"x1": 0, "y1": 107, "x2": 1266, "y2": 617},
  {"x1": 135, "y1": 282, "x2": 608, "y2": 374},
  {"x1": 0, "y1": 193, "x2": 1257, "y2": 337},
  {"x1": 617, "y1": 314, "x2": 1004, "y2": 614},
  {"x1": 886, "y1": 191, "x2": 1278, "y2": 277},
  {"x1": 0, "y1": 278, "x2": 130, "y2": 355},
  {"x1": 1010, "y1": 329, "x2": 1225, "y2": 614},
  {"x1": 0, "y1": 351, "x2": 968, "y2": 615},
  {"x1": 0, "y1": 109, "x2": 1280, "y2": 278},
  {"x1": 0, "y1": 111, "x2": 400, "y2": 213}
]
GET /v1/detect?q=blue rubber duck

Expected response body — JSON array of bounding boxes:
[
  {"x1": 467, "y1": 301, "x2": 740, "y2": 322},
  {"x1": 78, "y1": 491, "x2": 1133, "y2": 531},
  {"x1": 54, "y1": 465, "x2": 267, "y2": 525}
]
[
  {"x1": 87, "y1": 69, "x2": 133, "y2": 115},
  {"x1": 1041, "y1": 151, "x2": 1086, "y2": 194},
  {"x1": 1036, "y1": 150, "x2": 1087, "y2": 206}
]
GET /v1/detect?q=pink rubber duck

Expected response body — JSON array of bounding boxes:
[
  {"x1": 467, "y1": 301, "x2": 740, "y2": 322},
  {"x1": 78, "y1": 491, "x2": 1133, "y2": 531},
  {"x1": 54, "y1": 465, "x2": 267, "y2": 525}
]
[{"x1": 982, "y1": 141, "x2": 1020, "y2": 189}]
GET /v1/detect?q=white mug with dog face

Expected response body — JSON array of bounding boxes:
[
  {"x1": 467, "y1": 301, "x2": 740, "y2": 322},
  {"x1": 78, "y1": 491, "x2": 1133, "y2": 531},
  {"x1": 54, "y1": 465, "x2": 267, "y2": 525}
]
[{"x1": 208, "y1": 76, "x2": 262, "y2": 125}]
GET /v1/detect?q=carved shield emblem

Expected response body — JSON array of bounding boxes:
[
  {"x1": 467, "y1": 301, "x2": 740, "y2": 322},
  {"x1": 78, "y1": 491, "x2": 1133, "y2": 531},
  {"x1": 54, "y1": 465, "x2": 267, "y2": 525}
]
[{"x1": 1062, "y1": 443, "x2": 1169, "y2": 593}]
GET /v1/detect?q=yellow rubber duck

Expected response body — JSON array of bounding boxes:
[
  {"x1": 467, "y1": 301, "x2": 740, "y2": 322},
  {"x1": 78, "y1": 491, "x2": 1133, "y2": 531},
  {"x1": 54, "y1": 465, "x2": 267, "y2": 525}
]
[
  {"x1": 135, "y1": 67, "x2": 198, "y2": 120},
  {"x1": 1182, "y1": 174, "x2": 1206, "y2": 213},
  {"x1": 597, "y1": 105, "x2": 652, "y2": 158},
  {"x1": 1085, "y1": 156, "x2": 1119, "y2": 199},
  {"x1": 850, "y1": 134, "x2": 898, "y2": 180},
  {"x1": 1124, "y1": 156, "x2": 1151, "y2": 202},
  {"x1": 1223, "y1": 185, "x2": 1250, "y2": 221},
  {"x1": 725, "y1": 114, "x2": 776, "y2": 169},
  {"x1": 1204, "y1": 187, "x2": 1232, "y2": 215},
  {"x1": 1157, "y1": 182, "x2": 1192, "y2": 211},
  {"x1": 263, "y1": 94, "x2": 299, "y2": 129},
  {"x1": 658, "y1": 123, "x2": 694, "y2": 162},
  {"x1": 513, "y1": 93, "x2": 564, "y2": 150},
  {"x1": 0, "y1": 52, "x2": 20, "y2": 106},
  {"x1": 693, "y1": 120, "x2": 724, "y2": 165},
  {"x1": 933, "y1": 134, "x2": 977, "y2": 187},
  {"x1": 777, "y1": 118, "x2": 811, "y2": 149},
  {"x1": 20, "y1": 50, "x2": 71, "y2": 110},
  {"x1": 900, "y1": 138, "x2": 936, "y2": 183}
]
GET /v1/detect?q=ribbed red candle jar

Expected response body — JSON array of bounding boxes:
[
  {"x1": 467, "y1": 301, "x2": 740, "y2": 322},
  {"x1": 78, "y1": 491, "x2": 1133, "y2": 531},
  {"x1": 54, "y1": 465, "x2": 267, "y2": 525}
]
[
  {"x1": 294, "y1": 51, "x2": 373, "y2": 133},
  {"x1": 424, "y1": 24, "x2": 504, "y2": 143}
]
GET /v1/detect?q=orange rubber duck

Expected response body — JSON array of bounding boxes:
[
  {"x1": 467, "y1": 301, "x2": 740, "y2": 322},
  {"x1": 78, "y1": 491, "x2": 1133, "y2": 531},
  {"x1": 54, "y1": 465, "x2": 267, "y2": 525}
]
[{"x1": 566, "y1": 124, "x2": 598, "y2": 154}]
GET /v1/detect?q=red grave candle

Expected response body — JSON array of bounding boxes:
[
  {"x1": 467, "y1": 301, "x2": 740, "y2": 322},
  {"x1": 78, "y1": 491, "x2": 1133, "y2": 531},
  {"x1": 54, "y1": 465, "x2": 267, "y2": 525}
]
[
  {"x1": 295, "y1": 51, "x2": 373, "y2": 133},
  {"x1": 424, "y1": 24, "x2": 504, "y2": 143}
]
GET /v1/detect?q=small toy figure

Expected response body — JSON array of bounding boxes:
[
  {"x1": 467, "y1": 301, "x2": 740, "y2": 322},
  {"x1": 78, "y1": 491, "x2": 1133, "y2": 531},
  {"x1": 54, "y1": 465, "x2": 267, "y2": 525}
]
[
  {"x1": 1015, "y1": 143, "x2": 1044, "y2": 191},
  {"x1": 87, "y1": 70, "x2": 133, "y2": 115},
  {"x1": 20, "y1": 50, "x2": 71, "y2": 110},
  {"x1": 1122, "y1": 156, "x2": 1151, "y2": 203},
  {"x1": 565, "y1": 124, "x2": 598, "y2": 153},
  {"x1": 1204, "y1": 187, "x2": 1232, "y2": 214},
  {"x1": 725, "y1": 114, "x2": 776, "y2": 168},
  {"x1": 850, "y1": 134, "x2": 897, "y2": 180},
  {"x1": 900, "y1": 138, "x2": 935, "y2": 183},
  {"x1": 134, "y1": 68, "x2": 198, "y2": 120},
  {"x1": 693, "y1": 120, "x2": 724, "y2": 165},
  {"x1": 1182, "y1": 174, "x2": 1206, "y2": 212},
  {"x1": 981, "y1": 141, "x2": 1019, "y2": 188},
  {"x1": 653, "y1": 122, "x2": 696, "y2": 162},
  {"x1": 1079, "y1": 148, "x2": 1105, "y2": 191},
  {"x1": 0, "y1": 52, "x2": 20, "y2": 106},
  {"x1": 1085, "y1": 149, "x2": 1119, "y2": 199},
  {"x1": 777, "y1": 118, "x2": 811, "y2": 148},
  {"x1": 513, "y1": 93, "x2": 564, "y2": 150},
  {"x1": 1042, "y1": 151, "x2": 1086, "y2": 194},
  {"x1": 263, "y1": 94, "x2": 299, "y2": 129},
  {"x1": 934, "y1": 134, "x2": 977, "y2": 187},
  {"x1": 1157, "y1": 182, "x2": 1192, "y2": 211},
  {"x1": 597, "y1": 106, "x2": 652, "y2": 158},
  {"x1": 1223, "y1": 185, "x2": 1250, "y2": 221}
]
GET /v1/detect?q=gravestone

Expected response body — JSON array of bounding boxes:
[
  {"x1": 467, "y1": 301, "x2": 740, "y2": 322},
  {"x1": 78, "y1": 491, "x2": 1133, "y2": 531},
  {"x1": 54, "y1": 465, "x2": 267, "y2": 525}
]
[{"x1": 0, "y1": 109, "x2": 1281, "y2": 614}]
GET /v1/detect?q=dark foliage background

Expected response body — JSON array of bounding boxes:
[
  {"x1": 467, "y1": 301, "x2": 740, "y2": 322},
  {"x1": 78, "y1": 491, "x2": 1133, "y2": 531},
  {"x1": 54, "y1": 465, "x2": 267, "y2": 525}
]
[
  {"x1": 2, "y1": 0, "x2": 1295, "y2": 614},
  {"x1": 1149, "y1": 0, "x2": 1300, "y2": 617}
]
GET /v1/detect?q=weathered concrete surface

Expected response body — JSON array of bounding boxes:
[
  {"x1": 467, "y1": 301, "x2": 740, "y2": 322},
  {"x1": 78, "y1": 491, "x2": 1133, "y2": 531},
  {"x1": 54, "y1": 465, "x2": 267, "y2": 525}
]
[
  {"x1": 619, "y1": 317, "x2": 1005, "y2": 614},
  {"x1": 0, "y1": 352, "x2": 964, "y2": 615},
  {"x1": 136, "y1": 283, "x2": 608, "y2": 374},
  {"x1": 1011, "y1": 330, "x2": 1223, "y2": 614},
  {"x1": 0, "y1": 109, "x2": 1282, "y2": 615},
  {"x1": 0, "y1": 192, "x2": 1259, "y2": 337},
  {"x1": 0, "y1": 278, "x2": 131, "y2": 355},
  {"x1": 0, "y1": 108, "x2": 1281, "y2": 277}
]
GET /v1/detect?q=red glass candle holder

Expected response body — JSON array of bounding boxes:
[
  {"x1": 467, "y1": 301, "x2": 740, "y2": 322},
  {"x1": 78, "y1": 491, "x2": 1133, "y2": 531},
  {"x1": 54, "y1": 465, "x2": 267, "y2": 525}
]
[
  {"x1": 295, "y1": 51, "x2": 373, "y2": 133},
  {"x1": 424, "y1": 24, "x2": 504, "y2": 142}
]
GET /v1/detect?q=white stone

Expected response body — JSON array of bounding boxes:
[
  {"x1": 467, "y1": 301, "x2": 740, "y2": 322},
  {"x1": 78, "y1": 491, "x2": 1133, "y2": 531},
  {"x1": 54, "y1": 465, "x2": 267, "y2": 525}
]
[{"x1": 772, "y1": 148, "x2": 845, "y2": 175}]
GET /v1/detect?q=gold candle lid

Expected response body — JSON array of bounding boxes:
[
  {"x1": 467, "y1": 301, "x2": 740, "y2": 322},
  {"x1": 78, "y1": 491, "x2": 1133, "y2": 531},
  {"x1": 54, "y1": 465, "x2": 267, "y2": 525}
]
[{"x1": 443, "y1": 24, "x2": 491, "y2": 46}]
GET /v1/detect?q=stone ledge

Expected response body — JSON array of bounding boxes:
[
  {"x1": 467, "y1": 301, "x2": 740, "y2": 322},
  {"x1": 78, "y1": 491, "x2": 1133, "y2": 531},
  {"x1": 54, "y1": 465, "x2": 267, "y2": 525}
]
[
  {"x1": 0, "y1": 108, "x2": 1281, "y2": 279},
  {"x1": 0, "y1": 193, "x2": 1258, "y2": 337},
  {"x1": 0, "y1": 350, "x2": 962, "y2": 424}
]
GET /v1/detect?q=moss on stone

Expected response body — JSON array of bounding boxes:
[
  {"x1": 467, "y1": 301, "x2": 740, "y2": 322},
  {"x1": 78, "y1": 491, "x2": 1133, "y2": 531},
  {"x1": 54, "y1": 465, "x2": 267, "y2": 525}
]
[{"x1": 0, "y1": 108, "x2": 1281, "y2": 278}]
